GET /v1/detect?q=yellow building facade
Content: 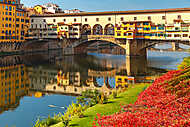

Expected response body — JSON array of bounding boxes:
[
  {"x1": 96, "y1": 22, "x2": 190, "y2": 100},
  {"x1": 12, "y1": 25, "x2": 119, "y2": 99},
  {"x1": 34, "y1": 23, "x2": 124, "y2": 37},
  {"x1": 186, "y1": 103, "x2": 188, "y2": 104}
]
[
  {"x1": 33, "y1": 5, "x2": 45, "y2": 15},
  {"x1": 115, "y1": 21, "x2": 152, "y2": 39},
  {"x1": 0, "y1": 0, "x2": 29, "y2": 43}
]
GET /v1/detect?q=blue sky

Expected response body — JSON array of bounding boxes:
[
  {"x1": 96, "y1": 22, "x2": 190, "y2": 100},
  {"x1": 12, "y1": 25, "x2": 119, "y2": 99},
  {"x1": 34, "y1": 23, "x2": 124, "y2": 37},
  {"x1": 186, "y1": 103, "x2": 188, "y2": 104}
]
[{"x1": 21, "y1": 0, "x2": 190, "y2": 12}]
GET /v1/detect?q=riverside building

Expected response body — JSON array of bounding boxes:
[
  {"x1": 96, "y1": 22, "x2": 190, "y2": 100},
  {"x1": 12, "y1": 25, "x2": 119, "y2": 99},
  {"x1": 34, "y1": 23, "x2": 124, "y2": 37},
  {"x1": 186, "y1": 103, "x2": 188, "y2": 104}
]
[
  {"x1": 0, "y1": 0, "x2": 29, "y2": 51},
  {"x1": 29, "y1": 7, "x2": 190, "y2": 41}
]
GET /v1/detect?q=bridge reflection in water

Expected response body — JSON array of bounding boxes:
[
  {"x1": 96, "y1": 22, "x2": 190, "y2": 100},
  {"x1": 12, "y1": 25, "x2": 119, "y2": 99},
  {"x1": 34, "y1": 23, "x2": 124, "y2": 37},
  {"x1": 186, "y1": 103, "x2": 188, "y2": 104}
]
[{"x1": 0, "y1": 51, "x2": 166, "y2": 114}]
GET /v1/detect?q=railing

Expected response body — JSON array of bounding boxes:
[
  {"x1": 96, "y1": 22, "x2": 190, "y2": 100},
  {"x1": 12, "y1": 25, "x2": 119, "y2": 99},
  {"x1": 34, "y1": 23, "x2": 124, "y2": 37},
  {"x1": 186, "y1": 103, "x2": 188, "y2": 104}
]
[
  {"x1": 81, "y1": 35, "x2": 115, "y2": 40},
  {"x1": 87, "y1": 35, "x2": 115, "y2": 39}
]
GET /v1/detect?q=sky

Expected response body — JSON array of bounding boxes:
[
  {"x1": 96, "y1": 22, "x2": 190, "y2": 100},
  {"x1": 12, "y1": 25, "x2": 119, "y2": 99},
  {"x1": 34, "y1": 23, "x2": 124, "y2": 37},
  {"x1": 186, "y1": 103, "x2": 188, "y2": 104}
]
[{"x1": 21, "y1": 0, "x2": 190, "y2": 12}]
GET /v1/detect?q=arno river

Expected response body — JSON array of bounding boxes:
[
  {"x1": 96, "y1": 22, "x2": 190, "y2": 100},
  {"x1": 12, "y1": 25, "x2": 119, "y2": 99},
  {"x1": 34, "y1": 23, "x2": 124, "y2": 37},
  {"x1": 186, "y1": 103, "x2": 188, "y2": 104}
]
[{"x1": 0, "y1": 44, "x2": 190, "y2": 127}]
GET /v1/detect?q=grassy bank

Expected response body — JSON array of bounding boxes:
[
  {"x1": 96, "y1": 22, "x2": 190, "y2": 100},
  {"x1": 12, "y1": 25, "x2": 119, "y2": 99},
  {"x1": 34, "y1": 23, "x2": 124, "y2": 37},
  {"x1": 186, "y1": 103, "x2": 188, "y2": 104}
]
[{"x1": 51, "y1": 83, "x2": 150, "y2": 127}]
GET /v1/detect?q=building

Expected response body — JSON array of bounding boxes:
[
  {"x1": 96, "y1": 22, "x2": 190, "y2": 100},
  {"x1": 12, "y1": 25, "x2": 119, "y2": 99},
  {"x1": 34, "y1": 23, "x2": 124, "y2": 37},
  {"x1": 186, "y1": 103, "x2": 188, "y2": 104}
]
[
  {"x1": 115, "y1": 75, "x2": 134, "y2": 88},
  {"x1": 64, "y1": 9, "x2": 83, "y2": 14},
  {"x1": 27, "y1": 66, "x2": 57, "y2": 91},
  {"x1": 33, "y1": 5, "x2": 46, "y2": 15},
  {"x1": 33, "y1": 3, "x2": 62, "y2": 15},
  {"x1": 29, "y1": 7, "x2": 190, "y2": 41},
  {"x1": 115, "y1": 21, "x2": 152, "y2": 39},
  {"x1": 0, "y1": 0, "x2": 30, "y2": 51},
  {"x1": 57, "y1": 71, "x2": 81, "y2": 86},
  {"x1": 43, "y1": 3, "x2": 62, "y2": 14},
  {"x1": 0, "y1": 64, "x2": 29, "y2": 114}
]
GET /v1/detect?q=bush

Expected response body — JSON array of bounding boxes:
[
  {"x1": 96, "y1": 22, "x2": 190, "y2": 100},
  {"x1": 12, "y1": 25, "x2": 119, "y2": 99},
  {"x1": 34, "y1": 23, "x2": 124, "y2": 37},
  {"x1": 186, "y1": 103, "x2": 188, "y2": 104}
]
[
  {"x1": 94, "y1": 68, "x2": 190, "y2": 127},
  {"x1": 33, "y1": 114, "x2": 63, "y2": 127},
  {"x1": 110, "y1": 90, "x2": 117, "y2": 99}
]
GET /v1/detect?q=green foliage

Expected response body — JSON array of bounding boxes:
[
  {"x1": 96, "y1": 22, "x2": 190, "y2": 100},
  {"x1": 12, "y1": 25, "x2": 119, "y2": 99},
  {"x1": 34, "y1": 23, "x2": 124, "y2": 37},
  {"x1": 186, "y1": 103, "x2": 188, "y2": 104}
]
[
  {"x1": 33, "y1": 89, "x2": 109, "y2": 127},
  {"x1": 99, "y1": 93, "x2": 108, "y2": 104},
  {"x1": 110, "y1": 90, "x2": 117, "y2": 99},
  {"x1": 33, "y1": 114, "x2": 64, "y2": 127},
  {"x1": 178, "y1": 57, "x2": 190, "y2": 69},
  {"x1": 64, "y1": 102, "x2": 85, "y2": 120},
  {"x1": 77, "y1": 89, "x2": 108, "y2": 106}
]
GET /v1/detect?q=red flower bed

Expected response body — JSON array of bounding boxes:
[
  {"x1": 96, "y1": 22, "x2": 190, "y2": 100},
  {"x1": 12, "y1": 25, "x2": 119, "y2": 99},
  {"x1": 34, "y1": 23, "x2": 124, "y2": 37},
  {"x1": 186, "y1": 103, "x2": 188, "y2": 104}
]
[{"x1": 94, "y1": 69, "x2": 190, "y2": 127}]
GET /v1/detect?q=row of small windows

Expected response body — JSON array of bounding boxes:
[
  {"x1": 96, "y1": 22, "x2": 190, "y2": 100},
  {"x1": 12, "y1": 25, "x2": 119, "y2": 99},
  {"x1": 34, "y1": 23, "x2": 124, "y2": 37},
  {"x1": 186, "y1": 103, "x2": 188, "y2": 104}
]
[
  {"x1": 1, "y1": 17, "x2": 28, "y2": 23},
  {"x1": 1, "y1": 30, "x2": 24, "y2": 35},
  {"x1": 31, "y1": 24, "x2": 47, "y2": 28},
  {"x1": 0, "y1": 11, "x2": 14, "y2": 16},
  {"x1": 1, "y1": 5, "x2": 15, "y2": 11},
  {"x1": 17, "y1": 12, "x2": 25, "y2": 17},
  {"x1": 0, "y1": 0, "x2": 16, "y2": 4},
  {"x1": 0, "y1": 36, "x2": 24, "y2": 40},
  {"x1": 2, "y1": 23, "x2": 25, "y2": 28},
  {"x1": 31, "y1": 15, "x2": 183, "y2": 23},
  {"x1": 116, "y1": 33, "x2": 190, "y2": 38}
]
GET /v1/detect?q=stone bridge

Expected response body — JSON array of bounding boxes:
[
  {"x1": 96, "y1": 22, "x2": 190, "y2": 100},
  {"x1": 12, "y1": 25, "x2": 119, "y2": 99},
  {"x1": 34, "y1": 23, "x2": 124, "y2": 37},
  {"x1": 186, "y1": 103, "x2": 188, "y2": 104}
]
[
  {"x1": 63, "y1": 35, "x2": 190, "y2": 56},
  {"x1": 45, "y1": 82, "x2": 114, "y2": 96}
]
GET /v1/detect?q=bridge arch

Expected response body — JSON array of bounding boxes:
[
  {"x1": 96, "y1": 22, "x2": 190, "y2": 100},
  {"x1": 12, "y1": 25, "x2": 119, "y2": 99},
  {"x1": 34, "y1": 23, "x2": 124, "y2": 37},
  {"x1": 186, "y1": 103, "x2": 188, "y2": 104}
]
[
  {"x1": 104, "y1": 24, "x2": 114, "y2": 35},
  {"x1": 81, "y1": 24, "x2": 91, "y2": 35},
  {"x1": 93, "y1": 24, "x2": 103, "y2": 35},
  {"x1": 72, "y1": 37, "x2": 126, "y2": 54}
]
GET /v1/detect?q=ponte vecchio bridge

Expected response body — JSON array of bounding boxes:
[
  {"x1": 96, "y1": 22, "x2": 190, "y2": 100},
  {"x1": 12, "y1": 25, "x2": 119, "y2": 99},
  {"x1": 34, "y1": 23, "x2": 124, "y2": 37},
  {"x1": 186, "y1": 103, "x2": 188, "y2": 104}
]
[{"x1": 29, "y1": 7, "x2": 190, "y2": 56}]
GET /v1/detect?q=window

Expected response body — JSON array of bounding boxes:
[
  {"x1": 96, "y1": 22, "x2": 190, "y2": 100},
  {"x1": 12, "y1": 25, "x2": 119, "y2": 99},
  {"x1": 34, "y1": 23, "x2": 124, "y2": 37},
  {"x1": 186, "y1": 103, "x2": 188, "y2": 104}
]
[
  {"x1": 108, "y1": 17, "x2": 111, "y2": 21},
  {"x1": 85, "y1": 18, "x2": 87, "y2": 22},
  {"x1": 178, "y1": 15, "x2": 181, "y2": 19},
  {"x1": 43, "y1": 19, "x2": 46, "y2": 22},
  {"x1": 162, "y1": 16, "x2": 166, "y2": 20},
  {"x1": 96, "y1": 18, "x2": 99, "y2": 22},
  {"x1": 128, "y1": 33, "x2": 133, "y2": 36},
  {"x1": 124, "y1": 27, "x2": 127, "y2": 30},
  {"x1": 174, "y1": 34, "x2": 181, "y2": 37},
  {"x1": 53, "y1": 19, "x2": 56, "y2": 22},
  {"x1": 25, "y1": 19, "x2": 29, "y2": 23},
  {"x1": 134, "y1": 17, "x2": 137, "y2": 20},
  {"x1": 63, "y1": 19, "x2": 66, "y2": 22},
  {"x1": 74, "y1": 18, "x2": 76, "y2": 22},
  {"x1": 121, "y1": 17, "x2": 124, "y2": 21},
  {"x1": 183, "y1": 34, "x2": 188, "y2": 37},
  {"x1": 148, "y1": 16, "x2": 151, "y2": 20},
  {"x1": 151, "y1": 27, "x2": 156, "y2": 30},
  {"x1": 117, "y1": 33, "x2": 121, "y2": 36},
  {"x1": 31, "y1": 19, "x2": 34, "y2": 22}
]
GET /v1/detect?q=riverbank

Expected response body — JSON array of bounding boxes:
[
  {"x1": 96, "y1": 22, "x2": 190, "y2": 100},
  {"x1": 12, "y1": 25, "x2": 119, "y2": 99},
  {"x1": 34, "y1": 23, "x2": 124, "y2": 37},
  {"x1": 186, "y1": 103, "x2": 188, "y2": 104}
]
[{"x1": 50, "y1": 83, "x2": 150, "y2": 127}]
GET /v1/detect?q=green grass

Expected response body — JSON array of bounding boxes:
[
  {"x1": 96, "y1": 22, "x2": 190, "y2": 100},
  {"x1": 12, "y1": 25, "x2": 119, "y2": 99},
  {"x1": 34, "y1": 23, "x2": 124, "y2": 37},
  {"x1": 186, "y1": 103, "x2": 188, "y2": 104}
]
[{"x1": 51, "y1": 83, "x2": 150, "y2": 127}]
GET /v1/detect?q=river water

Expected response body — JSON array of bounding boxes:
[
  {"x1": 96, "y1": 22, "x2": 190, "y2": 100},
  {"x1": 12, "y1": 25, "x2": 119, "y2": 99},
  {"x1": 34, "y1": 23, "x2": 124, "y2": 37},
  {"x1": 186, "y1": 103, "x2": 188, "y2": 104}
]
[{"x1": 0, "y1": 48, "x2": 189, "y2": 127}]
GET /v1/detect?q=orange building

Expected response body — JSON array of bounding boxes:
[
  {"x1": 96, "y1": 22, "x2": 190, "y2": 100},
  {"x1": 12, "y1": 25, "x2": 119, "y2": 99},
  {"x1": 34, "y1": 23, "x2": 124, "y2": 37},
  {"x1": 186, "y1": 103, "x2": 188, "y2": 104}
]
[
  {"x1": 0, "y1": 64, "x2": 30, "y2": 114},
  {"x1": 0, "y1": 0, "x2": 30, "y2": 43}
]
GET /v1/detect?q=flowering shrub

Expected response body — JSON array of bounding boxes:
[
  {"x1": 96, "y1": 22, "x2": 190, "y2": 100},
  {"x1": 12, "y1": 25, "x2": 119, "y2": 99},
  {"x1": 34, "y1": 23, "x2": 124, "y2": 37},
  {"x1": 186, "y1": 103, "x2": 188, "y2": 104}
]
[{"x1": 94, "y1": 68, "x2": 190, "y2": 127}]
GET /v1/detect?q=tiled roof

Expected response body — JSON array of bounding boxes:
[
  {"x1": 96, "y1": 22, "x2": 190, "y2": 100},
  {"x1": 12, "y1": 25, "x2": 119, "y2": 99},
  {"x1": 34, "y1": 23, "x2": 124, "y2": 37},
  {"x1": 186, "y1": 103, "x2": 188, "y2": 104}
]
[{"x1": 30, "y1": 7, "x2": 190, "y2": 17}]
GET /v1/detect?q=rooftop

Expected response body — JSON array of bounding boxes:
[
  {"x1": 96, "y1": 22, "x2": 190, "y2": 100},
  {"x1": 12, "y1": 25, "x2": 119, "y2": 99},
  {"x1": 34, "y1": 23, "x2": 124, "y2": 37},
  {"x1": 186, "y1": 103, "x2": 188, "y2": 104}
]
[{"x1": 30, "y1": 7, "x2": 190, "y2": 17}]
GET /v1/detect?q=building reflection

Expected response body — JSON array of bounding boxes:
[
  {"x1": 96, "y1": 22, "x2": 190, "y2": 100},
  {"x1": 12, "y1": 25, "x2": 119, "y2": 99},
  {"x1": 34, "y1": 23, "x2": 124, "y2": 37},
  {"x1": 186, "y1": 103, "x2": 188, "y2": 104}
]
[
  {"x1": 28, "y1": 66, "x2": 57, "y2": 91},
  {"x1": 0, "y1": 52, "x2": 166, "y2": 114},
  {"x1": 0, "y1": 64, "x2": 30, "y2": 114}
]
